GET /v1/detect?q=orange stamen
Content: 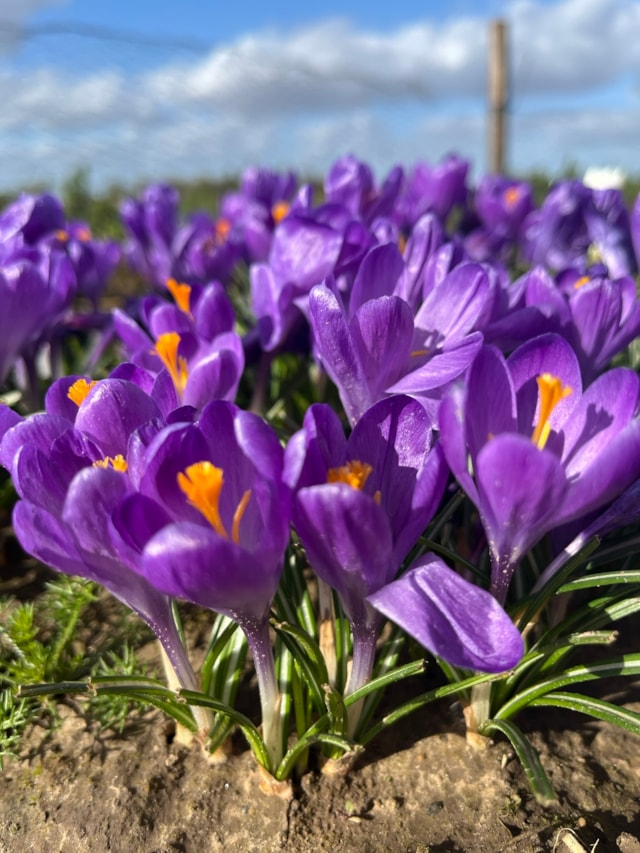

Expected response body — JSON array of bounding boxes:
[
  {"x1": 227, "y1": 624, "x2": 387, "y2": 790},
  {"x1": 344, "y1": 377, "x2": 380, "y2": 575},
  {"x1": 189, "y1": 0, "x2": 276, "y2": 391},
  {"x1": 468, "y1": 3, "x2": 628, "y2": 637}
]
[
  {"x1": 178, "y1": 461, "x2": 250, "y2": 544},
  {"x1": 531, "y1": 373, "x2": 572, "y2": 450},
  {"x1": 272, "y1": 201, "x2": 290, "y2": 224},
  {"x1": 574, "y1": 275, "x2": 590, "y2": 290},
  {"x1": 93, "y1": 454, "x2": 128, "y2": 472},
  {"x1": 214, "y1": 217, "x2": 231, "y2": 245},
  {"x1": 153, "y1": 332, "x2": 188, "y2": 397},
  {"x1": 166, "y1": 278, "x2": 192, "y2": 315},
  {"x1": 504, "y1": 186, "x2": 521, "y2": 208},
  {"x1": 68, "y1": 378, "x2": 98, "y2": 406},
  {"x1": 327, "y1": 460, "x2": 373, "y2": 491}
]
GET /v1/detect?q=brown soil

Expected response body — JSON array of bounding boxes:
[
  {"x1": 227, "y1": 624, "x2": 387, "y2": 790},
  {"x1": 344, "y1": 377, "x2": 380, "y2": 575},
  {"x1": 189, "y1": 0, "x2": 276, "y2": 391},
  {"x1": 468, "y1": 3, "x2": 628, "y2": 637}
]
[{"x1": 1, "y1": 554, "x2": 640, "y2": 852}]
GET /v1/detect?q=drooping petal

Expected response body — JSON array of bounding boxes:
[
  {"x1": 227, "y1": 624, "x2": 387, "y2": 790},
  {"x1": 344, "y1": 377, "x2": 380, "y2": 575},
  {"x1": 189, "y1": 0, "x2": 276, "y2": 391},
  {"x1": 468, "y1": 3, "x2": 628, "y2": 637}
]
[{"x1": 367, "y1": 555, "x2": 524, "y2": 673}]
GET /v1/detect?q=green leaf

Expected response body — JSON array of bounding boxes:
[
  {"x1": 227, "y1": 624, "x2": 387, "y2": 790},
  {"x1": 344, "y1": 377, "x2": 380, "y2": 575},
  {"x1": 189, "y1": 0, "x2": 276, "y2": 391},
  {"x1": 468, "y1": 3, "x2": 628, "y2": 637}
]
[
  {"x1": 479, "y1": 718, "x2": 556, "y2": 805},
  {"x1": 271, "y1": 620, "x2": 329, "y2": 710},
  {"x1": 179, "y1": 689, "x2": 270, "y2": 770},
  {"x1": 557, "y1": 570, "x2": 640, "y2": 593},
  {"x1": 529, "y1": 692, "x2": 640, "y2": 736},
  {"x1": 495, "y1": 653, "x2": 640, "y2": 720}
]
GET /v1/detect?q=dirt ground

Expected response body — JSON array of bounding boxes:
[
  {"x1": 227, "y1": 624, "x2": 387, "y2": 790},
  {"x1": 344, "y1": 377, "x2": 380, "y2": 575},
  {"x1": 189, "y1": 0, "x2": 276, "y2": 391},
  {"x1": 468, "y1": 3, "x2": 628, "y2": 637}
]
[{"x1": 1, "y1": 556, "x2": 640, "y2": 852}]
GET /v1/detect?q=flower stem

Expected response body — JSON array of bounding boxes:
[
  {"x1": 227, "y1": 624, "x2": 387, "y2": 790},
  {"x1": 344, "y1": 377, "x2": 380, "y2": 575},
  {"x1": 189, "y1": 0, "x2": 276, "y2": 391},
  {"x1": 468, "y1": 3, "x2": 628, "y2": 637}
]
[
  {"x1": 153, "y1": 611, "x2": 214, "y2": 736},
  {"x1": 345, "y1": 619, "x2": 379, "y2": 738},
  {"x1": 240, "y1": 616, "x2": 283, "y2": 773}
]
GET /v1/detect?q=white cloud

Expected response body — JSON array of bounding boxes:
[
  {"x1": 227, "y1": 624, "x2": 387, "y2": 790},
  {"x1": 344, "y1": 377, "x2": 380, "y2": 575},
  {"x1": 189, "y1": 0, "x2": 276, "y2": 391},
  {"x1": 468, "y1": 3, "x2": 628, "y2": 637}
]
[{"x1": 1, "y1": 0, "x2": 640, "y2": 191}]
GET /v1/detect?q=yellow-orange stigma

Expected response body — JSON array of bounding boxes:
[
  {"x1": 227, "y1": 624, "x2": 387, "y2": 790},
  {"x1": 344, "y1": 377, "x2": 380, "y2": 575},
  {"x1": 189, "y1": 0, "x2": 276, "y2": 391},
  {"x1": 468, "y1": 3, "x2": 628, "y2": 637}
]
[
  {"x1": 177, "y1": 461, "x2": 250, "y2": 543},
  {"x1": 574, "y1": 275, "x2": 591, "y2": 290},
  {"x1": 272, "y1": 201, "x2": 290, "y2": 224},
  {"x1": 504, "y1": 186, "x2": 521, "y2": 208},
  {"x1": 327, "y1": 460, "x2": 373, "y2": 491},
  {"x1": 75, "y1": 226, "x2": 92, "y2": 241},
  {"x1": 153, "y1": 332, "x2": 188, "y2": 397},
  {"x1": 67, "y1": 378, "x2": 98, "y2": 406},
  {"x1": 214, "y1": 217, "x2": 231, "y2": 245},
  {"x1": 166, "y1": 278, "x2": 192, "y2": 315},
  {"x1": 93, "y1": 454, "x2": 128, "y2": 472},
  {"x1": 531, "y1": 373, "x2": 572, "y2": 450},
  {"x1": 54, "y1": 229, "x2": 69, "y2": 242}
]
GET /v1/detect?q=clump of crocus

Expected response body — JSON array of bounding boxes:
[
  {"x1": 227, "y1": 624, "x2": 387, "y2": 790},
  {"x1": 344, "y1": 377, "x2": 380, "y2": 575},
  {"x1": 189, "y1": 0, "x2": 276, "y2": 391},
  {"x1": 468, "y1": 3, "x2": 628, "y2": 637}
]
[
  {"x1": 112, "y1": 400, "x2": 292, "y2": 770},
  {"x1": 0, "y1": 374, "x2": 213, "y2": 733},
  {"x1": 439, "y1": 332, "x2": 640, "y2": 605}
]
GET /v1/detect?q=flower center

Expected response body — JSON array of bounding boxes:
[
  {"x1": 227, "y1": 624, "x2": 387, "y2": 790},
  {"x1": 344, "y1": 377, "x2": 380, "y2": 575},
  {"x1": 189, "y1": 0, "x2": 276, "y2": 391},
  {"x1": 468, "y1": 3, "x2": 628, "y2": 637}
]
[
  {"x1": 166, "y1": 278, "x2": 192, "y2": 315},
  {"x1": 93, "y1": 454, "x2": 128, "y2": 472},
  {"x1": 531, "y1": 373, "x2": 572, "y2": 450},
  {"x1": 573, "y1": 275, "x2": 590, "y2": 289},
  {"x1": 503, "y1": 186, "x2": 521, "y2": 208},
  {"x1": 326, "y1": 459, "x2": 382, "y2": 503},
  {"x1": 178, "y1": 461, "x2": 251, "y2": 543},
  {"x1": 152, "y1": 332, "x2": 189, "y2": 398},
  {"x1": 327, "y1": 460, "x2": 373, "y2": 490},
  {"x1": 67, "y1": 378, "x2": 98, "y2": 406},
  {"x1": 272, "y1": 201, "x2": 290, "y2": 224}
]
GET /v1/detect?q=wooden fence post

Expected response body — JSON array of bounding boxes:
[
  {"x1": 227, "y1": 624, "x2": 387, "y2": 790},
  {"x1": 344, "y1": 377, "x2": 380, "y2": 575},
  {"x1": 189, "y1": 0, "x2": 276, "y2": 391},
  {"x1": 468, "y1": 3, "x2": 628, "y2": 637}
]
[{"x1": 488, "y1": 19, "x2": 508, "y2": 175}]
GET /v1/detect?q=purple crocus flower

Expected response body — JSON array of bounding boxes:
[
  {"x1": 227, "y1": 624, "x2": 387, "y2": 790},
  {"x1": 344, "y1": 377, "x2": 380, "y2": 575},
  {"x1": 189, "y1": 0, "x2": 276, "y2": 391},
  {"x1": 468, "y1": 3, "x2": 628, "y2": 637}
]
[
  {"x1": 112, "y1": 278, "x2": 244, "y2": 411},
  {"x1": 464, "y1": 176, "x2": 534, "y2": 262},
  {"x1": 250, "y1": 206, "x2": 346, "y2": 352},
  {"x1": 394, "y1": 154, "x2": 469, "y2": 230},
  {"x1": 219, "y1": 166, "x2": 297, "y2": 263},
  {"x1": 284, "y1": 395, "x2": 449, "y2": 704},
  {"x1": 0, "y1": 376, "x2": 210, "y2": 730},
  {"x1": 439, "y1": 333, "x2": 640, "y2": 604},
  {"x1": 308, "y1": 249, "x2": 488, "y2": 425},
  {"x1": 114, "y1": 401, "x2": 291, "y2": 767},
  {"x1": 324, "y1": 155, "x2": 404, "y2": 225}
]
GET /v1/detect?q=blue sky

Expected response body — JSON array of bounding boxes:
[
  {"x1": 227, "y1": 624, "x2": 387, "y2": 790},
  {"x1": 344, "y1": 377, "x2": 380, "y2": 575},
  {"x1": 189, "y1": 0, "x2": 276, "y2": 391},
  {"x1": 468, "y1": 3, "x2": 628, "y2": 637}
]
[{"x1": 0, "y1": 0, "x2": 638, "y2": 192}]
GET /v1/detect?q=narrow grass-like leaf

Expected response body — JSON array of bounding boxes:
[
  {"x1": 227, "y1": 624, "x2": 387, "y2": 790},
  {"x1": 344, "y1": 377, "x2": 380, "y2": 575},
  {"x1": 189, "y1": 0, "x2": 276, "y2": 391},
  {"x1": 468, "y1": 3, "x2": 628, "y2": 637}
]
[
  {"x1": 479, "y1": 718, "x2": 556, "y2": 805},
  {"x1": 515, "y1": 538, "x2": 600, "y2": 632},
  {"x1": 557, "y1": 570, "x2": 640, "y2": 593},
  {"x1": 494, "y1": 654, "x2": 640, "y2": 720},
  {"x1": 528, "y1": 691, "x2": 640, "y2": 735},
  {"x1": 179, "y1": 688, "x2": 270, "y2": 770}
]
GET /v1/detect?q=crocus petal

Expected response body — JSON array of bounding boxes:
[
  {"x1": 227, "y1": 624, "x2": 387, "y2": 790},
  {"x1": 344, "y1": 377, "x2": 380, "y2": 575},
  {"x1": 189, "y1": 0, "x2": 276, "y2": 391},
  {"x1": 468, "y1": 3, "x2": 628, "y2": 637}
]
[
  {"x1": 348, "y1": 243, "x2": 404, "y2": 314},
  {"x1": 388, "y1": 333, "x2": 484, "y2": 396},
  {"x1": 414, "y1": 263, "x2": 488, "y2": 343},
  {"x1": 367, "y1": 555, "x2": 524, "y2": 672},
  {"x1": 142, "y1": 522, "x2": 280, "y2": 622},
  {"x1": 476, "y1": 434, "x2": 568, "y2": 580},
  {"x1": 438, "y1": 385, "x2": 480, "y2": 506},
  {"x1": 348, "y1": 395, "x2": 448, "y2": 562},
  {"x1": 349, "y1": 296, "x2": 414, "y2": 405},
  {"x1": 309, "y1": 283, "x2": 369, "y2": 424},
  {"x1": 507, "y1": 333, "x2": 582, "y2": 438},
  {"x1": 557, "y1": 418, "x2": 640, "y2": 525},
  {"x1": 294, "y1": 484, "x2": 394, "y2": 621},
  {"x1": 75, "y1": 379, "x2": 162, "y2": 459},
  {"x1": 0, "y1": 413, "x2": 71, "y2": 472},
  {"x1": 464, "y1": 345, "x2": 517, "y2": 464},
  {"x1": 13, "y1": 500, "x2": 87, "y2": 577},
  {"x1": 560, "y1": 367, "x2": 640, "y2": 474}
]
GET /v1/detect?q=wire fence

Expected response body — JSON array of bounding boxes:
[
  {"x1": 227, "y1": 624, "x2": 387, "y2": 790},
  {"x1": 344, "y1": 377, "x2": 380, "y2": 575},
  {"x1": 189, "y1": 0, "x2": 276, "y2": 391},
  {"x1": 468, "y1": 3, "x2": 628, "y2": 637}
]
[{"x1": 0, "y1": 21, "x2": 217, "y2": 194}]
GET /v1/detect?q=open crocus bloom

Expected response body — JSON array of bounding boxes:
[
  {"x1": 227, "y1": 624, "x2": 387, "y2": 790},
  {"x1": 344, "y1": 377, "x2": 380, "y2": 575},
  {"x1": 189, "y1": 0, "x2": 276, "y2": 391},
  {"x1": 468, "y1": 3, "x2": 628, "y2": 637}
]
[
  {"x1": 115, "y1": 400, "x2": 291, "y2": 626},
  {"x1": 439, "y1": 333, "x2": 640, "y2": 603},
  {"x1": 0, "y1": 376, "x2": 208, "y2": 711},
  {"x1": 285, "y1": 395, "x2": 450, "y2": 693}
]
